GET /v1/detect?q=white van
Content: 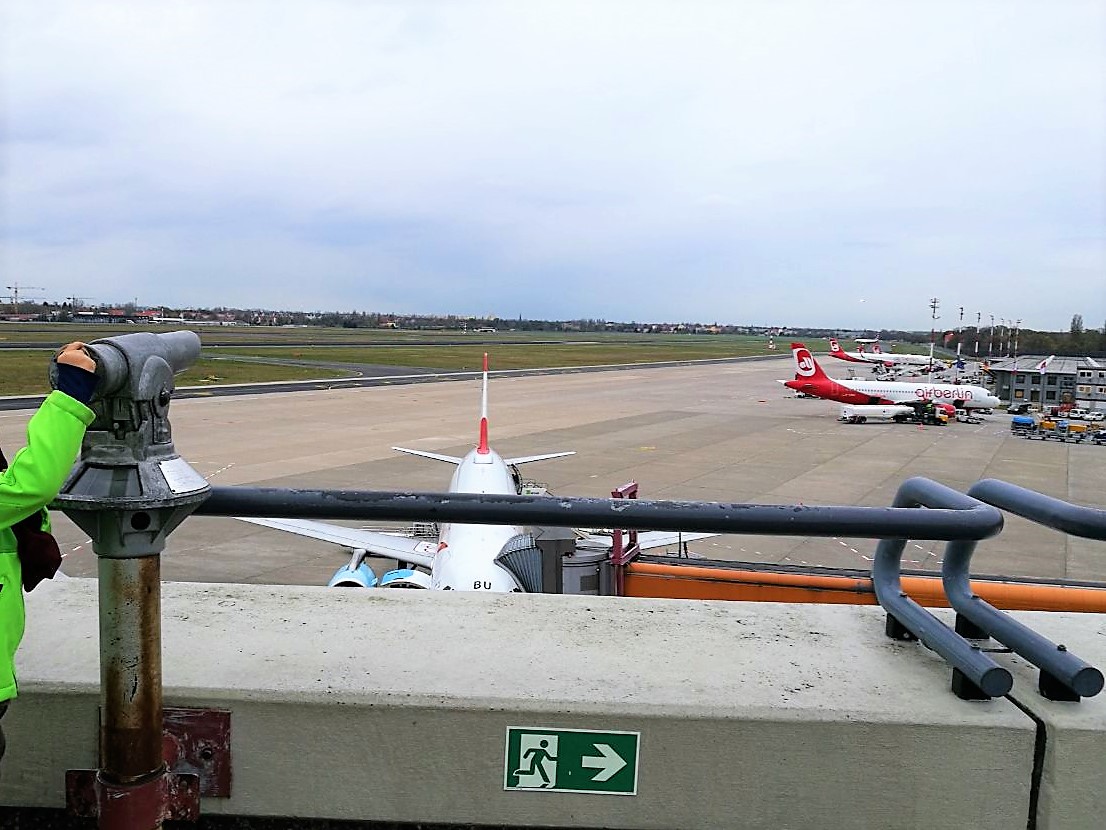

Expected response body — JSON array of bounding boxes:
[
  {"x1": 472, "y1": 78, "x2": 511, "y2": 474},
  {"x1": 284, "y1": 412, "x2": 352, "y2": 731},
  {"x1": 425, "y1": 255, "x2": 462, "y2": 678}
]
[{"x1": 1068, "y1": 408, "x2": 1090, "y2": 420}]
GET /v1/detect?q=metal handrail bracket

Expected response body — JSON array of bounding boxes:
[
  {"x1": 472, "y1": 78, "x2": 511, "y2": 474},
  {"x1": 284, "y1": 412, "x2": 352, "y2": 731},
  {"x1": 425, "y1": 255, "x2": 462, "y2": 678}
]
[
  {"x1": 872, "y1": 478, "x2": 1012, "y2": 700},
  {"x1": 947, "y1": 479, "x2": 1106, "y2": 701}
]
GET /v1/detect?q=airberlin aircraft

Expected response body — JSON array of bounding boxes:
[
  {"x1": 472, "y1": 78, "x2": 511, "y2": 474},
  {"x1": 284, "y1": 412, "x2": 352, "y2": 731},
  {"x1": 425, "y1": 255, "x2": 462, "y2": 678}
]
[
  {"x1": 867, "y1": 341, "x2": 948, "y2": 368},
  {"x1": 239, "y1": 355, "x2": 712, "y2": 592},
  {"x1": 828, "y1": 338, "x2": 946, "y2": 370},
  {"x1": 782, "y1": 343, "x2": 1000, "y2": 410},
  {"x1": 827, "y1": 338, "x2": 884, "y2": 365}
]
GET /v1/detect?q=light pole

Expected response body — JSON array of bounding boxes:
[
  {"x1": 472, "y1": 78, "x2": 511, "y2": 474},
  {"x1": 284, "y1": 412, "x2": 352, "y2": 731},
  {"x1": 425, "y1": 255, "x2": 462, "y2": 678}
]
[
  {"x1": 1013, "y1": 319, "x2": 1021, "y2": 363},
  {"x1": 955, "y1": 306, "x2": 964, "y2": 383},
  {"x1": 928, "y1": 297, "x2": 940, "y2": 375},
  {"x1": 975, "y1": 312, "x2": 981, "y2": 359}
]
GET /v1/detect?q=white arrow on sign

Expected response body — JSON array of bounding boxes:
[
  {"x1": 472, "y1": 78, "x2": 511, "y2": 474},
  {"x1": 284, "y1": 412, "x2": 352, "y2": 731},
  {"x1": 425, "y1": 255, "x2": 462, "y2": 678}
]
[{"x1": 581, "y1": 743, "x2": 627, "y2": 782}]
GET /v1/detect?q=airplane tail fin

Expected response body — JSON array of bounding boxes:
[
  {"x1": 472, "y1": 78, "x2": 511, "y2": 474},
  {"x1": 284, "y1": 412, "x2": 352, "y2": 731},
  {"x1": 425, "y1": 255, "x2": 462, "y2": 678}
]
[
  {"x1": 790, "y1": 342, "x2": 830, "y2": 381},
  {"x1": 828, "y1": 338, "x2": 842, "y2": 354},
  {"x1": 478, "y1": 352, "x2": 490, "y2": 455},
  {"x1": 872, "y1": 343, "x2": 883, "y2": 354}
]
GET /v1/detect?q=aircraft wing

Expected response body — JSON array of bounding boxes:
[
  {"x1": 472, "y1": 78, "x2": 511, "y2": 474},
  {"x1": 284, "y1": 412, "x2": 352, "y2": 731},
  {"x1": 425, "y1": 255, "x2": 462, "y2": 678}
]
[
  {"x1": 237, "y1": 517, "x2": 437, "y2": 568},
  {"x1": 392, "y1": 447, "x2": 463, "y2": 464},
  {"x1": 504, "y1": 451, "x2": 576, "y2": 465},
  {"x1": 575, "y1": 530, "x2": 717, "y2": 551}
]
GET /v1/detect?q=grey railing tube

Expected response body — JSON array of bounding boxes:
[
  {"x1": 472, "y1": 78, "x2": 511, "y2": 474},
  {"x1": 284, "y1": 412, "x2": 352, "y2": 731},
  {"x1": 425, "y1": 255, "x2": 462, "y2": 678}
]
[
  {"x1": 197, "y1": 486, "x2": 1005, "y2": 540},
  {"x1": 970, "y1": 479, "x2": 1106, "y2": 541},
  {"x1": 938, "y1": 478, "x2": 1106, "y2": 698},
  {"x1": 872, "y1": 478, "x2": 1012, "y2": 697},
  {"x1": 942, "y1": 539, "x2": 1104, "y2": 698}
]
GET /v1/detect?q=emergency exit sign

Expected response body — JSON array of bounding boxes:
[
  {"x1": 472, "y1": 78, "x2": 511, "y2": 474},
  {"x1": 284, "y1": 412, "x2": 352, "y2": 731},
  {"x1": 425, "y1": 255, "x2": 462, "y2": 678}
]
[{"x1": 504, "y1": 727, "x2": 640, "y2": 795}]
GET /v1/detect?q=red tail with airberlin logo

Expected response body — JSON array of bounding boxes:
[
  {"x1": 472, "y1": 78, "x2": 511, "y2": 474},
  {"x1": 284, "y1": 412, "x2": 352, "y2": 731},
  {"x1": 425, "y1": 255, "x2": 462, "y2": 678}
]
[{"x1": 791, "y1": 343, "x2": 829, "y2": 381}]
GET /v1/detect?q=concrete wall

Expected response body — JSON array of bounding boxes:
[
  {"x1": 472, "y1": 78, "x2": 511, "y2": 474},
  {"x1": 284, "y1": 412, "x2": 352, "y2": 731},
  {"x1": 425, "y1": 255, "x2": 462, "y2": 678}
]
[
  {"x1": 1003, "y1": 610, "x2": 1106, "y2": 830},
  {"x1": 6, "y1": 581, "x2": 1096, "y2": 829}
]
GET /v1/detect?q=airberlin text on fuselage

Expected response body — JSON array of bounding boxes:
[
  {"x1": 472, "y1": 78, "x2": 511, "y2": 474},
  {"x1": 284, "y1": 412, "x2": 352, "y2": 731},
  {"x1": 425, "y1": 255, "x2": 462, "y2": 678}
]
[{"x1": 914, "y1": 387, "x2": 974, "y2": 401}]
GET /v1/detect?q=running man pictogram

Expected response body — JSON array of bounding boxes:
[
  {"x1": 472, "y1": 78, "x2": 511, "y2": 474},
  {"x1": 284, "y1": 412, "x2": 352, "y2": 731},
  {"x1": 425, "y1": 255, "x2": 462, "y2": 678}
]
[{"x1": 512, "y1": 734, "x2": 559, "y2": 788}]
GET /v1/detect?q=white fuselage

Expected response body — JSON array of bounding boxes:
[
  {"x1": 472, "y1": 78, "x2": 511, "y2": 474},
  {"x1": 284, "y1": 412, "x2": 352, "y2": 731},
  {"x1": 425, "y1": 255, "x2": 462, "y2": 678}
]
[
  {"x1": 839, "y1": 349, "x2": 878, "y2": 363},
  {"x1": 872, "y1": 351, "x2": 941, "y2": 367},
  {"x1": 432, "y1": 447, "x2": 524, "y2": 592},
  {"x1": 839, "y1": 378, "x2": 1000, "y2": 408}
]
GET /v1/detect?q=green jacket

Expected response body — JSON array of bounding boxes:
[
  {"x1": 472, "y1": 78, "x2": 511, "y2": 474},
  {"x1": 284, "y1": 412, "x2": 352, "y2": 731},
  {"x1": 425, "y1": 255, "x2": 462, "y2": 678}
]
[{"x1": 0, "y1": 391, "x2": 94, "y2": 702}]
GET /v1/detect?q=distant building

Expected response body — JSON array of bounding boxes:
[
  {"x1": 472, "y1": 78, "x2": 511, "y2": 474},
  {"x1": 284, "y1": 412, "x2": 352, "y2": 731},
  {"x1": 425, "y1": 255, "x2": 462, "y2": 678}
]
[{"x1": 988, "y1": 356, "x2": 1106, "y2": 412}]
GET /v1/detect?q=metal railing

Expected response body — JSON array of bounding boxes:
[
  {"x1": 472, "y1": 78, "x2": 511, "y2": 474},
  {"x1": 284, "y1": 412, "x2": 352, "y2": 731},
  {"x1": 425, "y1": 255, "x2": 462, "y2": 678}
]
[
  {"x1": 871, "y1": 478, "x2": 1013, "y2": 699},
  {"x1": 194, "y1": 484, "x2": 1005, "y2": 540},
  {"x1": 944, "y1": 479, "x2": 1106, "y2": 700}
]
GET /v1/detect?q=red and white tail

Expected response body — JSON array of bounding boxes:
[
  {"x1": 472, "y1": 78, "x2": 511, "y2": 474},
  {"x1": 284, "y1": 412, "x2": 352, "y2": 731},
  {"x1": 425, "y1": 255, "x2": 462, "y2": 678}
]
[
  {"x1": 872, "y1": 343, "x2": 883, "y2": 354},
  {"x1": 828, "y1": 338, "x2": 842, "y2": 353},
  {"x1": 790, "y1": 343, "x2": 830, "y2": 381},
  {"x1": 477, "y1": 352, "x2": 490, "y2": 454}
]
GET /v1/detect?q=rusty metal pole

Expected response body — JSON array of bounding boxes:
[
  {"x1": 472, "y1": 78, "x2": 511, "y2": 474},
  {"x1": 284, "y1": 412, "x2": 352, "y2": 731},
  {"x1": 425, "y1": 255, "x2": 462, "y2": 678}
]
[{"x1": 99, "y1": 557, "x2": 164, "y2": 785}]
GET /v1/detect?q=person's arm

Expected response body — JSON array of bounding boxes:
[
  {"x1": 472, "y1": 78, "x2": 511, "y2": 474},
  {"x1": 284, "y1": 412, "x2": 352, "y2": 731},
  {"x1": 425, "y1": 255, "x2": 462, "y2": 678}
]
[{"x1": 0, "y1": 343, "x2": 97, "y2": 526}]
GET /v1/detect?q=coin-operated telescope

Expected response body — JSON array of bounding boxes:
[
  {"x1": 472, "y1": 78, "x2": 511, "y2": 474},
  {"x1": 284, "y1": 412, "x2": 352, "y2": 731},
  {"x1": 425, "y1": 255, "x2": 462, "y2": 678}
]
[
  {"x1": 51, "y1": 332, "x2": 213, "y2": 825},
  {"x1": 52, "y1": 330, "x2": 210, "y2": 556}
]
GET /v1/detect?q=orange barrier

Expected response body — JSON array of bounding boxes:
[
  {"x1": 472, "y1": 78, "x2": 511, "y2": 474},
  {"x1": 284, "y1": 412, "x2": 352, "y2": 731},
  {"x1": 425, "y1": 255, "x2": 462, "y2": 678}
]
[{"x1": 624, "y1": 561, "x2": 1106, "y2": 613}]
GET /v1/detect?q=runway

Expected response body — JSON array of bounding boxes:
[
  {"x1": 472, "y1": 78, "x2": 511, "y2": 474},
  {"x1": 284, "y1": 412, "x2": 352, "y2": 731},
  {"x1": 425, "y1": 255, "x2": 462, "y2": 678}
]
[{"x1": 2, "y1": 358, "x2": 1102, "y2": 586}]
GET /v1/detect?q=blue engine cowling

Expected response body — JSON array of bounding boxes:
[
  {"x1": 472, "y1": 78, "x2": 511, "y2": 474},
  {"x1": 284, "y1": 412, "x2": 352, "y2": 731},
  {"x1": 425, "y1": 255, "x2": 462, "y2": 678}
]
[
  {"x1": 327, "y1": 562, "x2": 378, "y2": 588},
  {"x1": 328, "y1": 549, "x2": 379, "y2": 588},
  {"x1": 379, "y1": 568, "x2": 432, "y2": 589}
]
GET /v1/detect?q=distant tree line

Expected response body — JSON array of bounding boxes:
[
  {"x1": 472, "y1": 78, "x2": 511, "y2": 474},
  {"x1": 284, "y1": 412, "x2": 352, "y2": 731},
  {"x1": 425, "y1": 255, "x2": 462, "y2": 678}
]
[
  {"x1": 941, "y1": 315, "x2": 1106, "y2": 357},
  {"x1": 10, "y1": 302, "x2": 1104, "y2": 355}
]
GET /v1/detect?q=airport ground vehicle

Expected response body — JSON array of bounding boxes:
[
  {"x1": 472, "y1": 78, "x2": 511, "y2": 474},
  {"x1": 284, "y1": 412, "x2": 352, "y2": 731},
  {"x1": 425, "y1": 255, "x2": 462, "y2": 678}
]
[
  {"x1": 1011, "y1": 415, "x2": 1038, "y2": 435},
  {"x1": 1068, "y1": 408, "x2": 1090, "y2": 420},
  {"x1": 1085, "y1": 411, "x2": 1105, "y2": 422},
  {"x1": 838, "y1": 404, "x2": 913, "y2": 423},
  {"x1": 1034, "y1": 419, "x2": 1089, "y2": 442}
]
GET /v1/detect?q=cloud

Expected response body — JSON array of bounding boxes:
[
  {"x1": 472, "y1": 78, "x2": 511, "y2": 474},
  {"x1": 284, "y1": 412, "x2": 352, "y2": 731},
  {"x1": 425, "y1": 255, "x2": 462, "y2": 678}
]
[{"x1": 2, "y1": 0, "x2": 1103, "y2": 328}]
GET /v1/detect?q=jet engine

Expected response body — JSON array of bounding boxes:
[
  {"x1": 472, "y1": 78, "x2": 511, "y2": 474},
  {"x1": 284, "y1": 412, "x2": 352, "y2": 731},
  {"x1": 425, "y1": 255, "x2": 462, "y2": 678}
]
[
  {"x1": 379, "y1": 568, "x2": 432, "y2": 589},
  {"x1": 327, "y1": 549, "x2": 379, "y2": 588}
]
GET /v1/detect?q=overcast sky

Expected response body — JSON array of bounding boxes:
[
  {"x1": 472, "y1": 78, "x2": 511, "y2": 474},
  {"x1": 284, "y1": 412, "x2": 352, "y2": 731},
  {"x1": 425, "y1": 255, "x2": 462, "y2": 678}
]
[{"x1": 3, "y1": 1, "x2": 1104, "y2": 329}]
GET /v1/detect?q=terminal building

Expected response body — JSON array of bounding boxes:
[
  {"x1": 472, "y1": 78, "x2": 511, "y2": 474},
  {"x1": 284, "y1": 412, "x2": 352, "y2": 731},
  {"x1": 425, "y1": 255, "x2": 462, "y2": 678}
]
[{"x1": 987, "y1": 355, "x2": 1106, "y2": 411}]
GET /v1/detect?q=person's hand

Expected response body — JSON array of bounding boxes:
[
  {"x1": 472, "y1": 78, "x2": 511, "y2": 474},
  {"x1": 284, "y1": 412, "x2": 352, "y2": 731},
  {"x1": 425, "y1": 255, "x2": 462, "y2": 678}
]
[{"x1": 56, "y1": 342, "x2": 96, "y2": 372}]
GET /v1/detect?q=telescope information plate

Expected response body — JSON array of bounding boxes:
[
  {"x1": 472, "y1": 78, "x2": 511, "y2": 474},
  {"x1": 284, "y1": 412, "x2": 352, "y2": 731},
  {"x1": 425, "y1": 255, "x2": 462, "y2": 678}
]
[{"x1": 159, "y1": 458, "x2": 209, "y2": 494}]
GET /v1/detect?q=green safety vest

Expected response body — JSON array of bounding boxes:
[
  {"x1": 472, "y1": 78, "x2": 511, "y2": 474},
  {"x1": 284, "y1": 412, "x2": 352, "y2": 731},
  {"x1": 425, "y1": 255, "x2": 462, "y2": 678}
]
[{"x1": 0, "y1": 391, "x2": 94, "y2": 702}]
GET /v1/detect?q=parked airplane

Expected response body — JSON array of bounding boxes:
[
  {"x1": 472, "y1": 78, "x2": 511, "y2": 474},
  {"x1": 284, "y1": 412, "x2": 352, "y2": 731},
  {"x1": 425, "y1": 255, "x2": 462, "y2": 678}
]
[
  {"x1": 780, "y1": 343, "x2": 1000, "y2": 411},
  {"x1": 239, "y1": 355, "x2": 711, "y2": 591},
  {"x1": 828, "y1": 338, "x2": 947, "y2": 370},
  {"x1": 828, "y1": 338, "x2": 886, "y2": 366},
  {"x1": 868, "y1": 342, "x2": 948, "y2": 369}
]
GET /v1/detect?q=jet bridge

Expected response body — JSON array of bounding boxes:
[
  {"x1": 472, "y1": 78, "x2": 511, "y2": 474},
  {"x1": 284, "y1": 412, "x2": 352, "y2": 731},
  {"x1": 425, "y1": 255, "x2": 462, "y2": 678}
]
[{"x1": 7, "y1": 330, "x2": 1106, "y2": 829}]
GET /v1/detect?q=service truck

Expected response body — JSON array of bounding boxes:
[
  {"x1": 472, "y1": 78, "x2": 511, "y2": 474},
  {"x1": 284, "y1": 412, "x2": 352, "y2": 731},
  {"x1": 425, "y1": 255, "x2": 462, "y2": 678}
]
[{"x1": 838, "y1": 404, "x2": 914, "y2": 424}]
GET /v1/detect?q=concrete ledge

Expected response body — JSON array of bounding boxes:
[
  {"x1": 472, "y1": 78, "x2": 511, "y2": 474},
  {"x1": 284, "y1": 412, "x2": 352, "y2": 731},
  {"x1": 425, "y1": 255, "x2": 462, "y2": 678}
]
[
  {"x1": 2, "y1": 582, "x2": 1035, "y2": 828},
  {"x1": 1002, "y1": 610, "x2": 1106, "y2": 830}
]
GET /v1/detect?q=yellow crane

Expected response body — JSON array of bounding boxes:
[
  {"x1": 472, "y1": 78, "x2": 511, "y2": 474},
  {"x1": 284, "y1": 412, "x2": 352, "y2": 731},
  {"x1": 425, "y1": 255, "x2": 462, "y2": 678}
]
[{"x1": 4, "y1": 282, "x2": 46, "y2": 315}]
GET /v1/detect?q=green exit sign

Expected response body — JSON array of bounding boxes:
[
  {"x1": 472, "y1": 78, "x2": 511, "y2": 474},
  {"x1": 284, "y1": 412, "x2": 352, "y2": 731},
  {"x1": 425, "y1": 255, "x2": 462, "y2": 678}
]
[{"x1": 504, "y1": 727, "x2": 640, "y2": 796}]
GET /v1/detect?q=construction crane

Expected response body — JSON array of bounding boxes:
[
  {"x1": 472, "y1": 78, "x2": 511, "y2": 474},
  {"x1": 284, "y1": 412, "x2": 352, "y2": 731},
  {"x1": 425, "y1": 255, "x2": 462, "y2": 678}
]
[{"x1": 5, "y1": 283, "x2": 46, "y2": 315}]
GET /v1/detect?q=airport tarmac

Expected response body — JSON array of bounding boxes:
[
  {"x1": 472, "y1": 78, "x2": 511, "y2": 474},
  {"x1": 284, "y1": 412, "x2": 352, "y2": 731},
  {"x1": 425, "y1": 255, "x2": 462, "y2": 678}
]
[{"x1": 2, "y1": 357, "x2": 1103, "y2": 586}]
